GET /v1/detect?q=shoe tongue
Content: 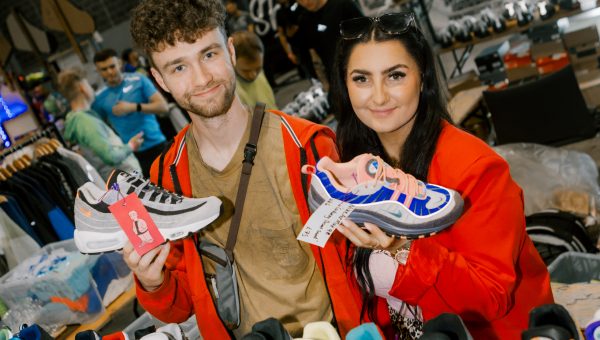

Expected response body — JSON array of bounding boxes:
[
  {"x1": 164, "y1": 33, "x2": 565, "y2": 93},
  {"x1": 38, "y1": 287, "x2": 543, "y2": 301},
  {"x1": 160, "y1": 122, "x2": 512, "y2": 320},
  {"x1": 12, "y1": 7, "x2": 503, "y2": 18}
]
[
  {"x1": 105, "y1": 169, "x2": 131, "y2": 191},
  {"x1": 355, "y1": 154, "x2": 388, "y2": 182}
]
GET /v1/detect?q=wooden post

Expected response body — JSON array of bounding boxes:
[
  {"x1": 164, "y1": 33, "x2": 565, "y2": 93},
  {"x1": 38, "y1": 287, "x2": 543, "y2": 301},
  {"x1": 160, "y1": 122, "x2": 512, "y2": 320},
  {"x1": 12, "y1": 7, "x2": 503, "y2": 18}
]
[
  {"x1": 11, "y1": 8, "x2": 51, "y2": 74},
  {"x1": 47, "y1": 0, "x2": 87, "y2": 63}
]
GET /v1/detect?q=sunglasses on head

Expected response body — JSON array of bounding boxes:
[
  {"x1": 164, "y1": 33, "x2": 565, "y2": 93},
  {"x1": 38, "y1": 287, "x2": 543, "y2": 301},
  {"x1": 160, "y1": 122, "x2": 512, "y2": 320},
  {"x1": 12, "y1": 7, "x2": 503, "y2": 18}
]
[{"x1": 340, "y1": 12, "x2": 416, "y2": 40}]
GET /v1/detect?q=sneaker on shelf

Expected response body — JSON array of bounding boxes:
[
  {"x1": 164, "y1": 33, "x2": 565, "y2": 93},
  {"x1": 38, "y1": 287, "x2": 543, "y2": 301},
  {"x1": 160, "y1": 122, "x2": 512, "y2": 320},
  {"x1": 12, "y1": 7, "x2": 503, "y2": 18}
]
[
  {"x1": 303, "y1": 154, "x2": 464, "y2": 238},
  {"x1": 74, "y1": 169, "x2": 222, "y2": 254}
]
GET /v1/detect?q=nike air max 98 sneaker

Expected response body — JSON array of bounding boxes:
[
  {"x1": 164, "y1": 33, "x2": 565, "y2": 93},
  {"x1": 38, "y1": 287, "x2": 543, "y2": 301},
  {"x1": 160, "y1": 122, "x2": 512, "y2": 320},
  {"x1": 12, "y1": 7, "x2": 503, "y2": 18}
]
[
  {"x1": 74, "y1": 170, "x2": 221, "y2": 254},
  {"x1": 303, "y1": 154, "x2": 463, "y2": 238}
]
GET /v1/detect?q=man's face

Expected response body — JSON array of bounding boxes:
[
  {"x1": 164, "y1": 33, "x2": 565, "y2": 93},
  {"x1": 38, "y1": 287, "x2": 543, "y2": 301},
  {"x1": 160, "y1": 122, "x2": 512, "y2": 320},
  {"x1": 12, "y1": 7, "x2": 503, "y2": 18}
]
[
  {"x1": 297, "y1": 0, "x2": 326, "y2": 11},
  {"x1": 150, "y1": 29, "x2": 237, "y2": 119},
  {"x1": 95, "y1": 56, "x2": 123, "y2": 86},
  {"x1": 235, "y1": 55, "x2": 263, "y2": 82}
]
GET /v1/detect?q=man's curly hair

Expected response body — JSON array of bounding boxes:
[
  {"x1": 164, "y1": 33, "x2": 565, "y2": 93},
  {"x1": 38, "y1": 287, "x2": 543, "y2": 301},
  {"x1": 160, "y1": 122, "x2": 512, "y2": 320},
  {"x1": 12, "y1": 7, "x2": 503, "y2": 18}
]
[{"x1": 130, "y1": 0, "x2": 226, "y2": 56}]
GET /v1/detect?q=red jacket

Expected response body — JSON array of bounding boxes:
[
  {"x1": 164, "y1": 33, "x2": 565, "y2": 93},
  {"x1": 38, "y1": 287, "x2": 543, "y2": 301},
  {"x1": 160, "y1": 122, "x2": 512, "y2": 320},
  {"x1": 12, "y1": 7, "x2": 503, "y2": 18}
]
[
  {"x1": 382, "y1": 123, "x2": 553, "y2": 338},
  {"x1": 136, "y1": 111, "x2": 363, "y2": 338}
]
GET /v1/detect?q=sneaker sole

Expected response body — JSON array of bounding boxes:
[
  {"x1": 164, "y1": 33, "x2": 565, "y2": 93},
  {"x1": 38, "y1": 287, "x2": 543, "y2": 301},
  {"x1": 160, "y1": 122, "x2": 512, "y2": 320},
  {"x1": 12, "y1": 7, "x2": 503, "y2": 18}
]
[
  {"x1": 74, "y1": 211, "x2": 220, "y2": 254},
  {"x1": 308, "y1": 183, "x2": 463, "y2": 239}
]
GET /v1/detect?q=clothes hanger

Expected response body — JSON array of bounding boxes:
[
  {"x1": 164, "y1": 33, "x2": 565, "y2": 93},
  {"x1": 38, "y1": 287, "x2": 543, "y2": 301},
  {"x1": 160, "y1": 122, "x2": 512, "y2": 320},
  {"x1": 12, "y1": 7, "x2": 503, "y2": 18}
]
[
  {"x1": 13, "y1": 159, "x2": 25, "y2": 171},
  {"x1": 0, "y1": 167, "x2": 11, "y2": 178},
  {"x1": 49, "y1": 138, "x2": 62, "y2": 150},
  {"x1": 5, "y1": 163, "x2": 17, "y2": 174}
]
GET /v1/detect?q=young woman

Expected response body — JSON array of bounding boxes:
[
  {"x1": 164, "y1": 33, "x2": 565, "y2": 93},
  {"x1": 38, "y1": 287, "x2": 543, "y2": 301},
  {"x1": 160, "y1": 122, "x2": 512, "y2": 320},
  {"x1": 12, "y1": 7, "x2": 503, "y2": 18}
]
[{"x1": 330, "y1": 12, "x2": 553, "y2": 339}]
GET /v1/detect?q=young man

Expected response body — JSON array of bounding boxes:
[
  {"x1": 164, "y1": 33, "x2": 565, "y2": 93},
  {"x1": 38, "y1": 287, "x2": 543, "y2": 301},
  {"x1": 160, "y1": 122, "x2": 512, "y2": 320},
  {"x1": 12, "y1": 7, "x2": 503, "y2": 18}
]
[
  {"x1": 125, "y1": 0, "x2": 361, "y2": 338},
  {"x1": 231, "y1": 30, "x2": 277, "y2": 110},
  {"x1": 58, "y1": 67, "x2": 142, "y2": 180},
  {"x1": 92, "y1": 48, "x2": 169, "y2": 177}
]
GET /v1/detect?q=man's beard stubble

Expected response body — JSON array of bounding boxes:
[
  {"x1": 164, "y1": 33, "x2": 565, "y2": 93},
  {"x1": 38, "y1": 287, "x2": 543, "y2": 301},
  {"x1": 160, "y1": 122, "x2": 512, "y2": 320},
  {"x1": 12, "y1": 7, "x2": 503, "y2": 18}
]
[{"x1": 182, "y1": 76, "x2": 236, "y2": 119}]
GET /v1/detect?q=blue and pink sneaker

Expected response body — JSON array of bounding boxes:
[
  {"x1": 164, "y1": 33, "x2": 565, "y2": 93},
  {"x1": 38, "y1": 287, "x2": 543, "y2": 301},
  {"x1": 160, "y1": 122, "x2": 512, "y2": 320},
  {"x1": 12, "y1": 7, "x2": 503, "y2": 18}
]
[{"x1": 303, "y1": 154, "x2": 464, "y2": 238}]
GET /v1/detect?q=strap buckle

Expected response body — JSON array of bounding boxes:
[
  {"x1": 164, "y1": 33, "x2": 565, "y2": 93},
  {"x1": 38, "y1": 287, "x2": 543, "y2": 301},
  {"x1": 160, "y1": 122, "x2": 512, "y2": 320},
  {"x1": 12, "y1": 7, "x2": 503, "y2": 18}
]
[{"x1": 243, "y1": 143, "x2": 257, "y2": 165}]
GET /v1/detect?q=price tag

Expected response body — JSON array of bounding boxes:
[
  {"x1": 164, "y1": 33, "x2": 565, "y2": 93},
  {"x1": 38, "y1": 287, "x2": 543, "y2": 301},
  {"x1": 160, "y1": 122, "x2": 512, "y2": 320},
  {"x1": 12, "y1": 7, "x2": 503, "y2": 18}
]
[
  {"x1": 297, "y1": 198, "x2": 354, "y2": 247},
  {"x1": 109, "y1": 193, "x2": 165, "y2": 256}
]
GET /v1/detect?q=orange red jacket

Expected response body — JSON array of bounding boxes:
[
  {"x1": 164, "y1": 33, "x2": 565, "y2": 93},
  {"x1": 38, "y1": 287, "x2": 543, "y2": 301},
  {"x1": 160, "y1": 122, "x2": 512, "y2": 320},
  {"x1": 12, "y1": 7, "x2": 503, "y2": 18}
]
[
  {"x1": 381, "y1": 123, "x2": 553, "y2": 338},
  {"x1": 136, "y1": 111, "x2": 364, "y2": 338},
  {"x1": 135, "y1": 115, "x2": 553, "y2": 339}
]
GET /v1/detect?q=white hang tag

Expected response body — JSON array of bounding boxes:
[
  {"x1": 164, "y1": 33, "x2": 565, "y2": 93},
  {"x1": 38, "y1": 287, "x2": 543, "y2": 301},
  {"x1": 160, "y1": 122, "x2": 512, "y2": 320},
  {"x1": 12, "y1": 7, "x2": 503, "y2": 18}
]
[{"x1": 297, "y1": 198, "x2": 355, "y2": 247}]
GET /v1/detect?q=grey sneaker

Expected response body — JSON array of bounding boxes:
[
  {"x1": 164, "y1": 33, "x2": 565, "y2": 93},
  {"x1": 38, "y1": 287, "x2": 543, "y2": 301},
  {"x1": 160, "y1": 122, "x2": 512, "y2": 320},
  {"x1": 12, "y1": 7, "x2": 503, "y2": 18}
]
[{"x1": 74, "y1": 169, "x2": 221, "y2": 254}]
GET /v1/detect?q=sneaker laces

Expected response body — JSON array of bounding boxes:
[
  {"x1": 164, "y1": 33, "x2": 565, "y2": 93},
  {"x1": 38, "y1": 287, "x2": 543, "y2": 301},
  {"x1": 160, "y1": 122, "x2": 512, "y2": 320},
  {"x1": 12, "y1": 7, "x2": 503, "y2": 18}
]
[
  {"x1": 120, "y1": 171, "x2": 184, "y2": 204},
  {"x1": 372, "y1": 156, "x2": 426, "y2": 201},
  {"x1": 134, "y1": 178, "x2": 184, "y2": 204}
]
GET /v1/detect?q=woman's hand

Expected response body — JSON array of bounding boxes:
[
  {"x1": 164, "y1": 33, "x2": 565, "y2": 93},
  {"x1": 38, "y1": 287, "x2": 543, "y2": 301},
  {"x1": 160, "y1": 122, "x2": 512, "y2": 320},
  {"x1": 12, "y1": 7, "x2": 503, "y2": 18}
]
[{"x1": 337, "y1": 219, "x2": 410, "y2": 253}]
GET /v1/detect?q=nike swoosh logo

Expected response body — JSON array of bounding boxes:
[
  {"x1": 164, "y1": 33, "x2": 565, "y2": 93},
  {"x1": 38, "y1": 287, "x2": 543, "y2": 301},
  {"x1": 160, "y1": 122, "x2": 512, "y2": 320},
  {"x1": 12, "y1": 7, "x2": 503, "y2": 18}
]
[
  {"x1": 78, "y1": 206, "x2": 92, "y2": 218},
  {"x1": 387, "y1": 210, "x2": 403, "y2": 219},
  {"x1": 123, "y1": 85, "x2": 133, "y2": 93}
]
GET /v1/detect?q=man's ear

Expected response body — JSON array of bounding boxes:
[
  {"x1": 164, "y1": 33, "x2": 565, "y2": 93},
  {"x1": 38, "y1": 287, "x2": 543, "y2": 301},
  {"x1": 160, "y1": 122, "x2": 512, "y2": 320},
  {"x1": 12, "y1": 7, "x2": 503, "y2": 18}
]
[
  {"x1": 150, "y1": 67, "x2": 171, "y2": 94},
  {"x1": 227, "y1": 36, "x2": 237, "y2": 67}
]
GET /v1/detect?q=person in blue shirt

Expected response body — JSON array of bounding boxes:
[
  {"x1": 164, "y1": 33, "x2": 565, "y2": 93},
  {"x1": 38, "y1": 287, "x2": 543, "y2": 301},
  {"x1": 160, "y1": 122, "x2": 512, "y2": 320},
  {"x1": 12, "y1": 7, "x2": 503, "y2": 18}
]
[{"x1": 92, "y1": 48, "x2": 169, "y2": 177}]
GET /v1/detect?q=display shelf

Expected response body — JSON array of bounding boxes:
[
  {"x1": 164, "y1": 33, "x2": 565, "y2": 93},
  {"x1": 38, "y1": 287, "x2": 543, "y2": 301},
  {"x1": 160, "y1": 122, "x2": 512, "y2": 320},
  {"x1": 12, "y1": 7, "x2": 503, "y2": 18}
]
[{"x1": 434, "y1": 3, "x2": 598, "y2": 79}]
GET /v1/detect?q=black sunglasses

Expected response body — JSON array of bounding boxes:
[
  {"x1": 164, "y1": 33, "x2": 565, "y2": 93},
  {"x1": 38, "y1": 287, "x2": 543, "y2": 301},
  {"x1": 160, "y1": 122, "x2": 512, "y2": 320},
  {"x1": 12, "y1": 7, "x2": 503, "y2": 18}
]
[{"x1": 340, "y1": 12, "x2": 416, "y2": 40}]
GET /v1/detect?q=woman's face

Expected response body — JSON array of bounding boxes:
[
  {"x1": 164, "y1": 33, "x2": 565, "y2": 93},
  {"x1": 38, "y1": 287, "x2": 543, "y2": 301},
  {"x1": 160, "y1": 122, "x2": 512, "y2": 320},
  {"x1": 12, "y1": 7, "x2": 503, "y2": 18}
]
[{"x1": 346, "y1": 39, "x2": 422, "y2": 138}]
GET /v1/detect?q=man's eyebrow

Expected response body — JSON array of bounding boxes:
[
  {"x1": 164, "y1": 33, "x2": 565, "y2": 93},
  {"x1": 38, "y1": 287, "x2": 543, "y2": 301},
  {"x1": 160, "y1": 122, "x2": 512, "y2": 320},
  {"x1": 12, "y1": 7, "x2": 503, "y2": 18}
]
[{"x1": 161, "y1": 43, "x2": 222, "y2": 69}]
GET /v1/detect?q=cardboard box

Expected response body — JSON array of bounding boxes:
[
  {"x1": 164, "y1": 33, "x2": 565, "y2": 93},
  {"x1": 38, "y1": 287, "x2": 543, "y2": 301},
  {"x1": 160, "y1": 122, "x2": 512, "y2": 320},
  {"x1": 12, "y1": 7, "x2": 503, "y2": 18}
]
[
  {"x1": 531, "y1": 39, "x2": 566, "y2": 60},
  {"x1": 562, "y1": 26, "x2": 600, "y2": 49},
  {"x1": 535, "y1": 53, "x2": 569, "y2": 74},
  {"x1": 568, "y1": 42, "x2": 600, "y2": 71},
  {"x1": 475, "y1": 41, "x2": 509, "y2": 84},
  {"x1": 573, "y1": 59, "x2": 600, "y2": 72},
  {"x1": 581, "y1": 83, "x2": 600, "y2": 108},
  {"x1": 507, "y1": 64, "x2": 539, "y2": 82},
  {"x1": 447, "y1": 70, "x2": 482, "y2": 97},
  {"x1": 577, "y1": 68, "x2": 600, "y2": 107}
]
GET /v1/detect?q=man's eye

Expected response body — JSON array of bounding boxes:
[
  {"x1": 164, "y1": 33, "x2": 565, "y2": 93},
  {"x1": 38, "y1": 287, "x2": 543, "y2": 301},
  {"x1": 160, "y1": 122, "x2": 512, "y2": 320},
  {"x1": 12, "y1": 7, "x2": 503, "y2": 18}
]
[
  {"x1": 205, "y1": 52, "x2": 215, "y2": 59},
  {"x1": 174, "y1": 65, "x2": 185, "y2": 72}
]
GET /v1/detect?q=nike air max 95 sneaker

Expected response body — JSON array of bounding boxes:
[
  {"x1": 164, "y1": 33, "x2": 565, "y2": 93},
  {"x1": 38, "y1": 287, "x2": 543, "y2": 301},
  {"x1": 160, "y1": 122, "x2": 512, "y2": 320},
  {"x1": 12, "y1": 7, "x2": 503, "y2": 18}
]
[
  {"x1": 74, "y1": 170, "x2": 221, "y2": 253},
  {"x1": 303, "y1": 154, "x2": 463, "y2": 238}
]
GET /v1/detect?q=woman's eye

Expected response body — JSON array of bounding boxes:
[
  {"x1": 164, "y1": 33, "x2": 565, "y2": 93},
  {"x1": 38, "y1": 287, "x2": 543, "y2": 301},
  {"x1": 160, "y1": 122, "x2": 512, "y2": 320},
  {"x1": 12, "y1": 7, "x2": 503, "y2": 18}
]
[
  {"x1": 389, "y1": 71, "x2": 406, "y2": 80},
  {"x1": 352, "y1": 75, "x2": 367, "y2": 83}
]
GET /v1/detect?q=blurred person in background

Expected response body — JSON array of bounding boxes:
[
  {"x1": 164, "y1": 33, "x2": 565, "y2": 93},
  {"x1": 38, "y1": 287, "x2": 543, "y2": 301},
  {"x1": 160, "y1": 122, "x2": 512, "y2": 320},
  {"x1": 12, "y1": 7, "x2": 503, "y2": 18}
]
[
  {"x1": 58, "y1": 67, "x2": 142, "y2": 180},
  {"x1": 232, "y1": 30, "x2": 277, "y2": 109},
  {"x1": 92, "y1": 48, "x2": 169, "y2": 177}
]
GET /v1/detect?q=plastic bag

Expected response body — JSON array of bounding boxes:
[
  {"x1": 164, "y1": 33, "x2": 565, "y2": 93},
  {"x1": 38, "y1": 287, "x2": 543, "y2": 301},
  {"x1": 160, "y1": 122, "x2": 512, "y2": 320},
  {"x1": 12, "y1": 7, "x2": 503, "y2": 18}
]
[{"x1": 494, "y1": 143, "x2": 599, "y2": 218}]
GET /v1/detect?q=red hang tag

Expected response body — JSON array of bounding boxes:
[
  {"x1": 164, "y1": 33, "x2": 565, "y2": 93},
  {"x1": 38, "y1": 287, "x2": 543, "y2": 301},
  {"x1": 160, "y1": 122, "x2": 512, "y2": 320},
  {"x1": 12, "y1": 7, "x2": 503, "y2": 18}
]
[{"x1": 108, "y1": 193, "x2": 166, "y2": 256}]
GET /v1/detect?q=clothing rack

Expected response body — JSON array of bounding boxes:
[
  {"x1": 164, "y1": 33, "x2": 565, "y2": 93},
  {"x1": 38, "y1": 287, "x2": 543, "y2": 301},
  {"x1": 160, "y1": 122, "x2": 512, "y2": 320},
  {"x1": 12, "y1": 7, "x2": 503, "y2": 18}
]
[{"x1": 0, "y1": 123, "x2": 65, "y2": 162}]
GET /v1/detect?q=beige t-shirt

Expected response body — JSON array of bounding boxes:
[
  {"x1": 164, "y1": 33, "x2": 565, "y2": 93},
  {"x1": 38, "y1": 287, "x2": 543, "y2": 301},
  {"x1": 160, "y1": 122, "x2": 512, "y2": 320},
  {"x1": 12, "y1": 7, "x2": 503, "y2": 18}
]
[{"x1": 186, "y1": 111, "x2": 332, "y2": 337}]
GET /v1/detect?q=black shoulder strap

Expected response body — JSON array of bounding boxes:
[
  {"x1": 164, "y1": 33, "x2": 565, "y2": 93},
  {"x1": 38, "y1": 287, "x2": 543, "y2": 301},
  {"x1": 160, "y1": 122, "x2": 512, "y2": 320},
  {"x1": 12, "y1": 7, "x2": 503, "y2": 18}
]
[
  {"x1": 300, "y1": 131, "x2": 322, "y2": 201},
  {"x1": 225, "y1": 103, "x2": 266, "y2": 260},
  {"x1": 157, "y1": 140, "x2": 174, "y2": 188}
]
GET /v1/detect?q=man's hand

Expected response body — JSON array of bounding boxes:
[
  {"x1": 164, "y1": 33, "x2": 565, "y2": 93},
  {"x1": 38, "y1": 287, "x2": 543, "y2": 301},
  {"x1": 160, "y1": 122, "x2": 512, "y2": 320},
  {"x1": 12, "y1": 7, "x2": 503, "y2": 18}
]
[
  {"x1": 287, "y1": 51, "x2": 298, "y2": 65},
  {"x1": 128, "y1": 132, "x2": 144, "y2": 151},
  {"x1": 112, "y1": 101, "x2": 136, "y2": 116},
  {"x1": 123, "y1": 241, "x2": 170, "y2": 292}
]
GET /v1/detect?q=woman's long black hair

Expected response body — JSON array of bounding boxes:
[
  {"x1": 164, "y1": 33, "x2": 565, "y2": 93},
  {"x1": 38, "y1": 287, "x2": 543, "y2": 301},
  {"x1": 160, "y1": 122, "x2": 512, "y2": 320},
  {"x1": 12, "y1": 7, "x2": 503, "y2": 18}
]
[{"x1": 330, "y1": 17, "x2": 452, "y2": 322}]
